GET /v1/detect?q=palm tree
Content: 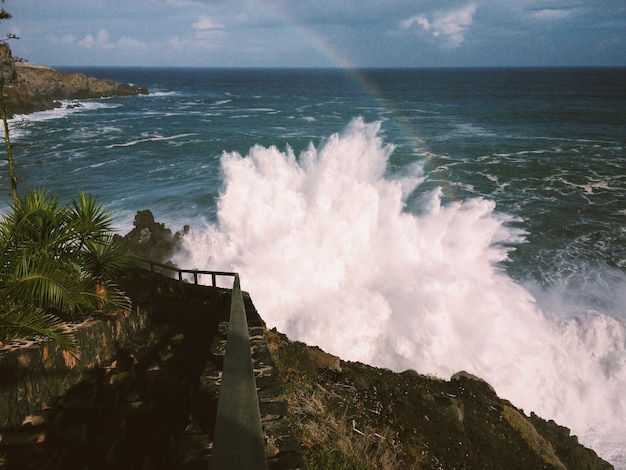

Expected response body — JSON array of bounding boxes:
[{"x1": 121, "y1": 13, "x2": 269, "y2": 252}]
[
  {"x1": 0, "y1": 304, "x2": 77, "y2": 353},
  {"x1": 0, "y1": 189, "x2": 133, "y2": 353},
  {"x1": 69, "y1": 192, "x2": 133, "y2": 311}
]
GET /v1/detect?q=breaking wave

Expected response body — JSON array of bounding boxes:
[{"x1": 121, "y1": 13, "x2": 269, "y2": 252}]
[{"x1": 177, "y1": 118, "x2": 626, "y2": 466}]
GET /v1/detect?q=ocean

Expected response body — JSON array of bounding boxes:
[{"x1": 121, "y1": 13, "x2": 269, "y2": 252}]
[{"x1": 6, "y1": 67, "x2": 626, "y2": 466}]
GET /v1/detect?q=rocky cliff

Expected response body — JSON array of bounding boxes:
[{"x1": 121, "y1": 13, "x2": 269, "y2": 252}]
[
  {"x1": 0, "y1": 44, "x2": 148, "y2": 117},
  {"x1": 117, "y1": 212, "x2": 614, "y2": 469},
  {"x1": 269, "y1": 330, "x2": 614, "y2": 469}
]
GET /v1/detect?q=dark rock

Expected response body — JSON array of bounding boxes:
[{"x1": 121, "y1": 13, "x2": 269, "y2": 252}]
[
  {"x1": 66, "y1": 101, "x2": 83, "y2": 109},
  {"x1": 451, "y1": 369, "x2": 496, "y2": 395},
  {"x1": 269, "y1": 331, "x2": 614, "y2": 469},
  {"x1": 0, "y1": 44, "x2": 148, "y2": 117},
  {"x1": 529, "y1": 413, "x2": 614, "y2": 470},
  {"x1": 115, "y1": 83, "x2": 149, "y2": 96},
  {"x1": 119, "y1": 210, "x2": 186, "y2": 264}
]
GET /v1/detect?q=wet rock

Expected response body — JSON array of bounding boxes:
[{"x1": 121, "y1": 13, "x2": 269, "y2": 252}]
[{"x1": 120, "y1": 210, "x2": 187, "y2": 263}]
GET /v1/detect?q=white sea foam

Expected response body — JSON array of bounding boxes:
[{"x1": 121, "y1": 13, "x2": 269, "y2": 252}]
[
  {"x1": 72, "y1": 159, "x2": 118, "y2": 172},
  {"x1": 150, "y1": 91, "x2": 178, "y2": 97},
  {"x1": 176, "y1": 118, "x2": 626, "y2": 467},
  {"x1": 106, "y1": 133, "x2": 196, "y2": 148},
  {"x1": 11, "y1": 100, "x2": 120, "y2": 124}
]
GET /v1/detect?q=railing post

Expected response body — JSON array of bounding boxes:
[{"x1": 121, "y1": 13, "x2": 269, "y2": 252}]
[
  {"x1": 133, "y1": 256, "x2": 237, "y2": 290},
  {"x1": 211, "y1": 275, "x2": 267, "y2": 469}
]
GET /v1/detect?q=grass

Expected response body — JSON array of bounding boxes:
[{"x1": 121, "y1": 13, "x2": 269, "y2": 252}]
[{"x1": 266, "y1": 329, "x2": 414, "y2": 470}]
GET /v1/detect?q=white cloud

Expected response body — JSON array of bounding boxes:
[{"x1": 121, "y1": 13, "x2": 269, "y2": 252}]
[
  {"x1": 118, "y1": 36, "x2": 147, "y2": 49},
  {"x1": 165, "y1": 0, "x2": 205, "y2": 7},
  {"x1": 167, "y1": 36, "x2": 184, "y2": 48},
  {"x1": 78, "y1": 29, "x2": 110, "y2": 48},
  {"x1": 77, "y1": 29, "x2": 146, "y2": 50},
  {"x1": 401, "y1": 15, "x2": 431, "y2": 31},
  {"x1": 532, "y1": 9, "x2": 574, "y2": 21},
  {"x1": 193, "y1": 15, "x2": 223, "y2": 30},
  {"x1": 166, "y1": 32, "x2": 220, "y2": 53},
  {"x1": 402, "y1": 3, "x2": 477, "y2": 48}
]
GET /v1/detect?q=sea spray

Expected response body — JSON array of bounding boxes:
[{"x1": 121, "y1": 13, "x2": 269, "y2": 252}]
[{"x1": 177, "y1": 118, "x2": 626, "y2": 466}]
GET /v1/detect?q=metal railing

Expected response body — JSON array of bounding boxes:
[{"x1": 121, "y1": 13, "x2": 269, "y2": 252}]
[
  {"x1": 133, "y1": 257, "x2": 267, "y2": 469},
  {"x1": 133, "y1": 256, "x2": 236, "y2": 287},
  {"x1": 210, "y1": 274, "x2": 267, "y2": 469}
]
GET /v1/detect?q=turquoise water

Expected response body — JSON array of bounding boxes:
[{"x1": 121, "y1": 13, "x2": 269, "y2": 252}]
[{"x1": 6, "y1": 67, "x2": 626, "y2": 465}]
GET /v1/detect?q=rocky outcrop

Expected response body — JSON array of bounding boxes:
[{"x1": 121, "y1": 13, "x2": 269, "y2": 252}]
[
  {"x1": 119, "y1": 210, "x2": 189, "y2": 264},
  {"x1": 269, "y1": 330, "x2": 614, "y2": 469},
  {"x1": 0, "y1": 44, "x2": 148, "y2": 117}
]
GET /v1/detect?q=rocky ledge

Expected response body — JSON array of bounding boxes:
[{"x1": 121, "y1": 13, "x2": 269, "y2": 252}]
[
  {"x1": 269, "y1": 330, "x2": 614, "y2": 469},
  {"x1": 0, "y1": 44, "x2": 148, "y2": 117}
]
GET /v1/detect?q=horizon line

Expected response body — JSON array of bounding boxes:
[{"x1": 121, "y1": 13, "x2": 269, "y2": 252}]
[{"x1": 49, "y1": 64, "x2": 626, "y2": 70}]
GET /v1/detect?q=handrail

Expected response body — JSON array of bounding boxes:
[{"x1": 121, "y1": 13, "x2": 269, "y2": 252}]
[
  {"x1": 133, "y1": 256, "x2": 236, "y2": 287},
  {"x1": 133, "y1": 257, "x2": 267, "y2": 468},
  {"x1": 210, "y1": 274, "x2": 267, "y2": 469}
]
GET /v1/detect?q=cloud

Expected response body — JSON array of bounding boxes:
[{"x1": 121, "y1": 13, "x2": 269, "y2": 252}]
[
  {"x1": 401, "y1": 3, "x2": 477, "y2": 48},
  {"x1": 78, "y1": 29, "x2": 110, "y2": 48},
  {"x1": 77, "y1": 29, "x2": 146, "y2": 50},
  {"x1": 117, "y1": 36, "x2": 147, "y2": 50},
  {"x1": 531, "y1": 8, "x2": 574, "y2": 21},
  {"x1": 193, "y1": 15, "x2": 223, "y2": 30}
]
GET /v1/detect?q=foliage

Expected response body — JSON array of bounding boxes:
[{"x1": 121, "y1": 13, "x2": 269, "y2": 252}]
[
  {"x1": 305, "y1": 450, "x2": 369, "y2": 470},
  {"x1": 0, "y1": 189, "x2": 133, "y2": 353},
  {"x1": 0, "y1": 1, "x2": 11, "y2": 27},
  {"x1": 0, "y1": 0, "x2": 18, "y2": 205},
  {"x1": 0, "y1": 3, "x2": 132, "y2": 354}
]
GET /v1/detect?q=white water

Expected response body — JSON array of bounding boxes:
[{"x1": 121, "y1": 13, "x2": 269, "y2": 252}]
[{"x1": 177, "y1": 118, "x2": 626, "y2": 466}]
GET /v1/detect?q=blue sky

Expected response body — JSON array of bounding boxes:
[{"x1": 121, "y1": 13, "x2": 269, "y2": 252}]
[{"x1": 4, "y1": 0, "x2": 626, "y2": 68}]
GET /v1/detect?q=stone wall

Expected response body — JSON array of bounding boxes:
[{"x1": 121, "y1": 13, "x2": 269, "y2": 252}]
[{"x1": 0, "y1": 304, "x2": 151, "y2": 428}]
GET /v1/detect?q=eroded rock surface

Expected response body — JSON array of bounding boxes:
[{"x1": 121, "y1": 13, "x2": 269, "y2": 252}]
[
  {"x1": 0, "y1": 44, "x2": 148, "y2": 117},
  {"x1": 268, "y1": 330, "x2": 614, "y2": 469}
]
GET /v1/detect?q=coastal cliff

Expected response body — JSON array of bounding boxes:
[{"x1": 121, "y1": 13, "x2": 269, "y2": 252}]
[
  {"x1": 118, "y1": 212, "x2": 614, "y2": 469},
  {"x1": 0, "y1": 264, "x2": 613, "y2": 468},
  {"x1": 270, "y1": 331, "x2": 613, "y2": 469},
  {"x1": 0, "y1": 44, "x2": 148, "y2": 117}
]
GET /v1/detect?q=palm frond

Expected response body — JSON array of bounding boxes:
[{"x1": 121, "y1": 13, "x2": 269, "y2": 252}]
[
  {"x1": 6, "y1": 252, "x2": 87, "y2": 316},
  {"x1": 82, "y1": 237, "x2": 133, "y2": 282},
  {"x1": 87, "y1": 281, "x2": 132, "y2": 312},
  {"x1": 0, "y1": 304, "x2": 78, "y2": 356},
  {"x1": 70, "y1": 192, "x2": 114, "y2": 243},
  {"x1": 3, "y1": 189, "x2": 75, "y2": 253}
]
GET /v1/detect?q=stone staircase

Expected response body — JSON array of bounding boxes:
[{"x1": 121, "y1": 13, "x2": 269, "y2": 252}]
[{"x1": 0, "y1": 280, "x2": 301, "y2": 469}]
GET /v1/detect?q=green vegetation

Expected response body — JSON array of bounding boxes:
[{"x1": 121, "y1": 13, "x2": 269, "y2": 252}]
[
  {"x1": 0, "y1": 0, "x2": 19, "y2": 206},
  {"x1": 0, "y1": 2, "x2": 132, "y2": 355},
  {"x1": 0, "y1": 190, "x2": 133, "y2": 354}
]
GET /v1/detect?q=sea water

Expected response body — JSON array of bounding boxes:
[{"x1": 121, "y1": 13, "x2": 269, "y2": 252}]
[{"x1": 6, "y1": 67, "x2": 626, "y2": 466}]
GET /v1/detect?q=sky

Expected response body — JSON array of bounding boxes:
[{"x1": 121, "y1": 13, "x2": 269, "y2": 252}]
[{"x1": 3, "y1": 0, "x2": 626, "y2": 68}]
